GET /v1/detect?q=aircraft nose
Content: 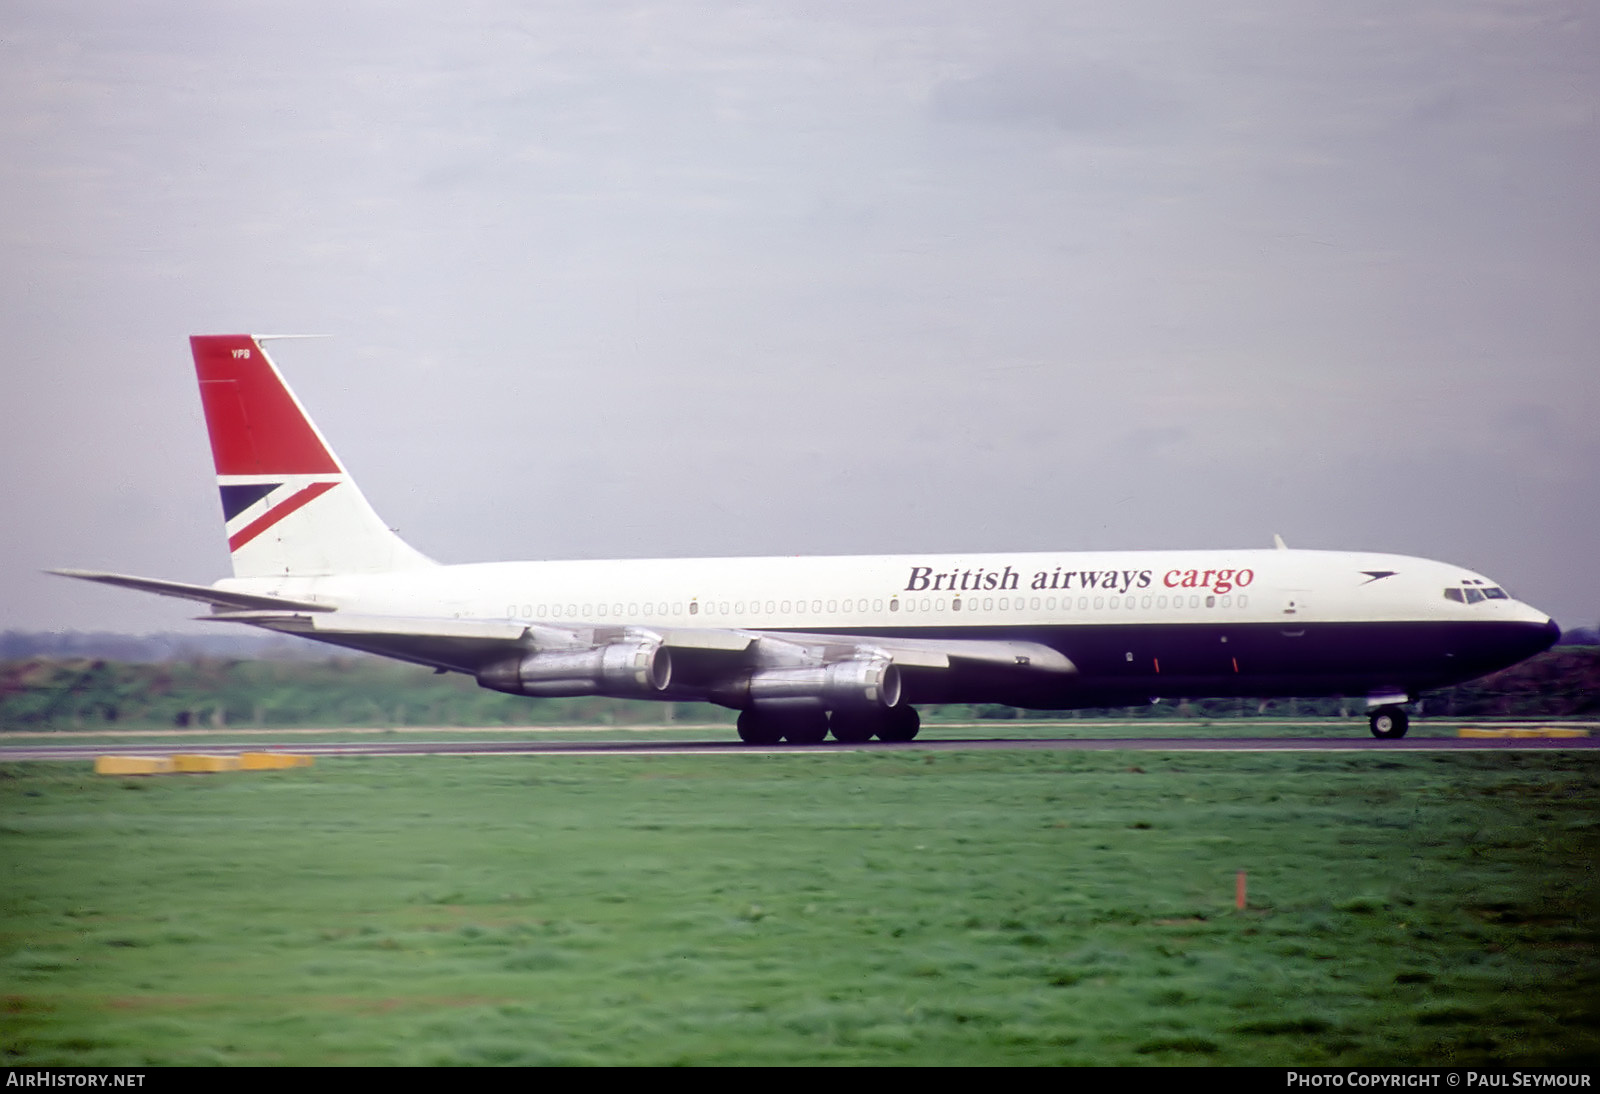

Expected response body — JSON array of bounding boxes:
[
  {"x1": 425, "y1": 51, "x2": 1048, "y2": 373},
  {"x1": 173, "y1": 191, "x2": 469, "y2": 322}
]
[
  {"x1": 1513, "y1": 616, "x2": 1562, "y2": 662},
  {"x1": 1460, "y1": 614, "x2": 1561, "y2": 677}
]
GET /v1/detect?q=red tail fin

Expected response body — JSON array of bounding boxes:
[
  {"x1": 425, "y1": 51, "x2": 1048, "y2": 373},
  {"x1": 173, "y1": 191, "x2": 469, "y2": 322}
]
[
  {"x1": 191, "y1": 335, "x2": 340, "y2": 475},
  {"x1": 188, "y1": 335, "x2": 433, "y2": 578}
]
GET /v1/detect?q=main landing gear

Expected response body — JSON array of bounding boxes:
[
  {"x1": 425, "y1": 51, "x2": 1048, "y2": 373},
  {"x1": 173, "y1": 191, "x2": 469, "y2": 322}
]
[
  {"x1": 1368, "y1": 704, "x2": 1410, "y2": 740},
  {"x1": 736, "y1": 706, "x2": 921, "y2": 745}
]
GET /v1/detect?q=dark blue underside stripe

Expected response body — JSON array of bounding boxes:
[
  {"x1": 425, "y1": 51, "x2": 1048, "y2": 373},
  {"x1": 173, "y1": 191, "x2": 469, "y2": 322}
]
[{"x1": 753, "y1": 618, "x2": 1559, "y2": 704}]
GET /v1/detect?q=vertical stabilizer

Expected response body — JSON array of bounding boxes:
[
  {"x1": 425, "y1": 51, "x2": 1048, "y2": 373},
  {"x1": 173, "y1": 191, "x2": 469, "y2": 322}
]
[{"x1": 190, "y1": 334, "x2": 435, "y2": 578}]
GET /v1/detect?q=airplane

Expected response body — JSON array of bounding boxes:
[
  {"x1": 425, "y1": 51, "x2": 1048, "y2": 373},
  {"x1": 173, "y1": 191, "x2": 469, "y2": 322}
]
[{"x1": 54, "y1": 334, "x2": 1561, "y2": 744}]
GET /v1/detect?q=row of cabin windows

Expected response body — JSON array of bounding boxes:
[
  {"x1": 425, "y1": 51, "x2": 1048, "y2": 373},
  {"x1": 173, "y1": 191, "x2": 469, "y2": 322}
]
[
  {"x1": 894, "y1": 594, "x2": 1248, "y2": 613},
  {"x1": 511, "y1": 593, "x2": 1250, "y2": 620}
]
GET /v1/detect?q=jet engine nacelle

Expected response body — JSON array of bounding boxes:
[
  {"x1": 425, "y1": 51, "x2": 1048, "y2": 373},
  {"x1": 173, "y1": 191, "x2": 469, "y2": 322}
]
[
  {"x1": 712, "y1": 657, "x2": 902, "y2": 712},
  {"x1": 477, "y1": 639, "x2": 672, "y2": 698}
]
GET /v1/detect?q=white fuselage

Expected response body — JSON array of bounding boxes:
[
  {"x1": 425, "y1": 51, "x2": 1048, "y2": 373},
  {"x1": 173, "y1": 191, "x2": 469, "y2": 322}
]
[{"x1": 222, "y1": 547, "x2": 1548, "y2": 633}]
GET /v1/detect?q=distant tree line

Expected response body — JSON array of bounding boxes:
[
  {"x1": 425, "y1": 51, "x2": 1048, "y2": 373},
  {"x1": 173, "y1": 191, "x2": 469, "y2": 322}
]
[
  {"x1": 0, "y1": 656, "x2": 723, "y2": 731},
  {"x1": 0, "y1": 630, "x2": 328, "y2": 663}
]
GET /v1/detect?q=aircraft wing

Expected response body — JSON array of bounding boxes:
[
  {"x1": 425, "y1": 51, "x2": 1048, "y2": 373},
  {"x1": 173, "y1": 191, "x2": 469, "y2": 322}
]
[
  {"x1": 53, "y1": 566, "x2": 1076, "y2": 701},
  {"x1": 201, "y1": 609, "x2": 1076, "y2": 695},
  {"x1": 209, "y1": 611, "x2": 538, "y2": 673}
]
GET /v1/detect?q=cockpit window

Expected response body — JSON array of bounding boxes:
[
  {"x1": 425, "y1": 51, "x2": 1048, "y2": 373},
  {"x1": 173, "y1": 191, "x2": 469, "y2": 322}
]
[{"x1": 1445, "y1": 585, "x2": 1508, "y2": 604}]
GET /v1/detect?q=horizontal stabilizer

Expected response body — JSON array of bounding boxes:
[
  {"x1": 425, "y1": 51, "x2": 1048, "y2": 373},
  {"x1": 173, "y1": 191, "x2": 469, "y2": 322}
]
[{"x1": 50, "y1": 569, "x2": 331, "y2": 613}]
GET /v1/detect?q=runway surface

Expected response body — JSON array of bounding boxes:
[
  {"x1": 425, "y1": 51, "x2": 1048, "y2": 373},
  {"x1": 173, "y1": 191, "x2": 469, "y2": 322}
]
[{"x1": 3, "y1": 734, "x2": 1595, "y2": 761}]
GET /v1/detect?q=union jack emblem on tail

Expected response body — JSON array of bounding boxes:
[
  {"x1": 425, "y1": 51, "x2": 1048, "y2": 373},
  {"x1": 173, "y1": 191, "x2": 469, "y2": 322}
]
[
  {"x1": 220, "y1": 479, "x2": 339, "y2": 552},
  {"x1": 189, "y1": 335, "x2": 434, "y2": 579}
]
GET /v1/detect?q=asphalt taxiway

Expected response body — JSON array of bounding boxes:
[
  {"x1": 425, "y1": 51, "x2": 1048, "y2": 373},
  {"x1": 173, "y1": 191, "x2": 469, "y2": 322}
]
[{"x1": 3, "y1": 733, "x2": 1595, "y2": 762}]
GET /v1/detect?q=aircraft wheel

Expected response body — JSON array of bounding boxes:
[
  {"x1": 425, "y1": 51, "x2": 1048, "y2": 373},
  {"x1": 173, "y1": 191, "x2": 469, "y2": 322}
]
[
  {"x1": 736, "y1": 710, "x2": 784, "y2": 745},
  {"x1": 1369, "y1": 705, "x2": 1409, "y2": 740},
  {"x1": 829, "y1": 711, "x2": 876, "y2": 743},
  {"x1": 876, "y1": 705, "x2": 921, "y2": 742},
  {"x1": 782, "y1": 711, "x2": 830, "y2": 745}
]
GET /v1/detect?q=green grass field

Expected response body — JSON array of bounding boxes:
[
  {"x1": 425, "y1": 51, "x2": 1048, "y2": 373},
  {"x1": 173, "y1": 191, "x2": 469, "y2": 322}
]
[{"x1": 3, "y1": 747, "x2": 1597, "y2": 1066}]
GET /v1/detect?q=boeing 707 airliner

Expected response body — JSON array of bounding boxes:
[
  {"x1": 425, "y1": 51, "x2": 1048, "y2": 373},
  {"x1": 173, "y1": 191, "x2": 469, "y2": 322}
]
[{"x1": 55, "y1": 335, "x2": 1561, "y2": 743}]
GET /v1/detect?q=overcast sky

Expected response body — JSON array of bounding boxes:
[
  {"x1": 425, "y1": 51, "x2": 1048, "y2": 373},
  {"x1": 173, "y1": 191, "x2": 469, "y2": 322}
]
[{"x1": 4, "y1": 1, "x2": 1597, "y2": 634}]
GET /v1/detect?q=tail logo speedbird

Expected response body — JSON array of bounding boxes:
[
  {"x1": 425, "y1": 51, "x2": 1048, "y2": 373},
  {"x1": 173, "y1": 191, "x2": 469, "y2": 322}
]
[{"x1": 51, "y1": 334, "x2": 1561, "y2": 745}]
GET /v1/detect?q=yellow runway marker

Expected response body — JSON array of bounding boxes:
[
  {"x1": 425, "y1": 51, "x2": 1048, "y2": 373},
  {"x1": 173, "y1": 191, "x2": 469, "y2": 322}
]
[{"x1": 93, "y1": 755, "x2": 175, "y2": 775}]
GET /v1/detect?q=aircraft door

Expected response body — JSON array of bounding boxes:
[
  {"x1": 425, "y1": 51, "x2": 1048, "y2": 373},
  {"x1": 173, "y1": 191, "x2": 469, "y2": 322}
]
[{"x1": 1281, "y1": 591, "x2": 1310, "y2": 636}]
